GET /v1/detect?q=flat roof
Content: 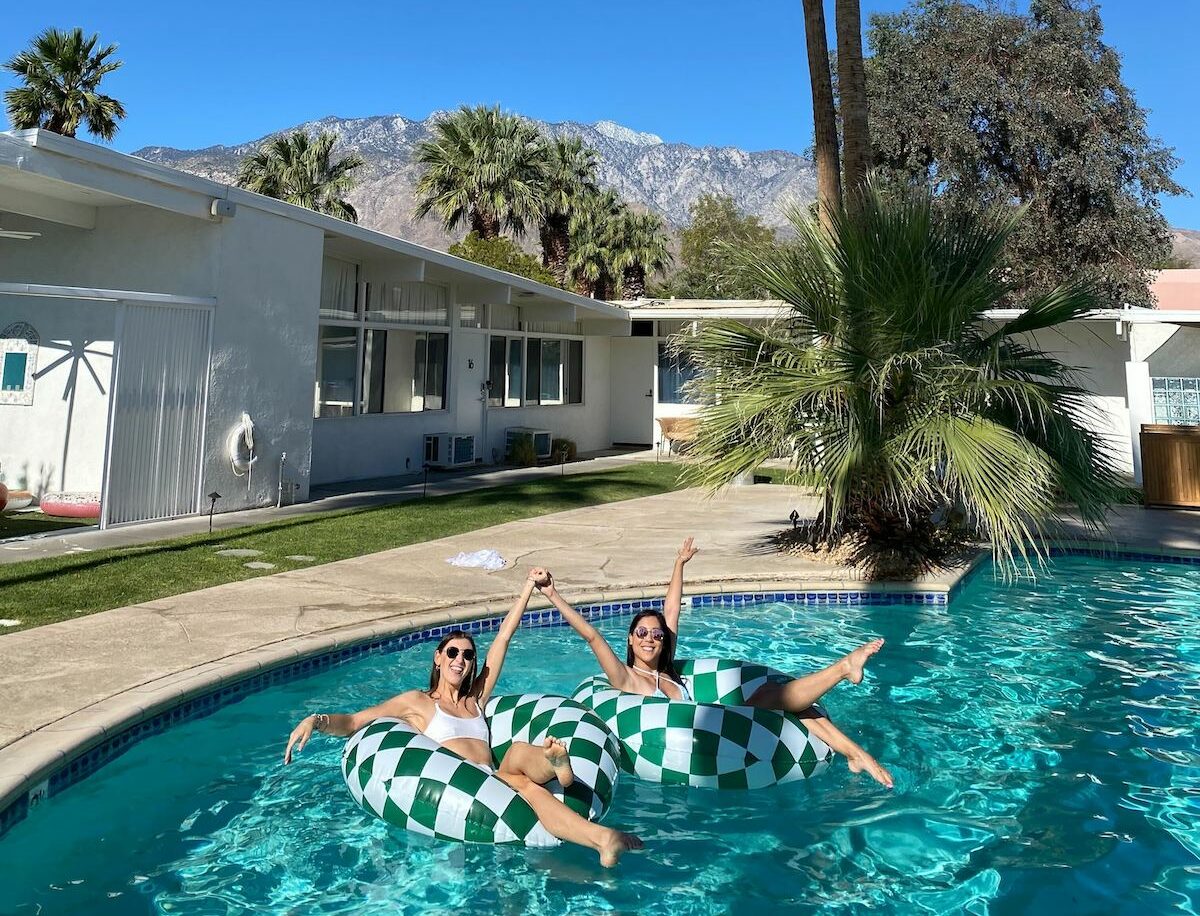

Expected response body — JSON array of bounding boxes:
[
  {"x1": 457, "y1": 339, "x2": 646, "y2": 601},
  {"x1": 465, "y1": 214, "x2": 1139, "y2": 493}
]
[{"x1": 0, "y1": 129, "x2": 626, "y2": 322}]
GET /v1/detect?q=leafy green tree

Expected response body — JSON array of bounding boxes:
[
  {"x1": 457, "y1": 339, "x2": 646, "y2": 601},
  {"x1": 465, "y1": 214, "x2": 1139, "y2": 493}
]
[
  {"x1": 611, "y1": 210, "x2": 673, "y2": 299},
  {"x1": 414, "y1": 105, "x2": 549, "y2": 240},
  {"x1": 3, "y1": 27, "x2": 126, "y2": 140},
  {"x1": 568, "y1": 189, "x2": 625, "y2": 299},
  {"x1": 680, "y1": 183, "x2": 1125, "y2": 575},
  {"x1": 866, "y1": 0, "x2": 1185, "y2": 306},
  {"x1": 672, "y1": 194, "x2": 777, "y2": 298},
  {"x1": 236, "y1": 130, "x2": 364, "y2": 222},
  {"x1": 448, "y1": 232, "x2": 559, "y2": 287},
  {"x1": 539, "y1": 136, "x2": 599, "y2": 285}
]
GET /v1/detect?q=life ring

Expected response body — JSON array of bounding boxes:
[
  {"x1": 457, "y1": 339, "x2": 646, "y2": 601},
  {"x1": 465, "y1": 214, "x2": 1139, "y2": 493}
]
[
  {"x1": 2, "y1": 490, "x2": 34, "y2": 512},
  {"x1": 227, "y1": 412, "x2": 258, "y2": 476},
  {"x1": 341, "y1": 693, "x2": 621, "y2": 846},
  {"x1": 38, "y1": 492, "x2": 102, "y2": 519},
  {"x1": 572, "y1": 658, "x2": 834, "y2": 790}
]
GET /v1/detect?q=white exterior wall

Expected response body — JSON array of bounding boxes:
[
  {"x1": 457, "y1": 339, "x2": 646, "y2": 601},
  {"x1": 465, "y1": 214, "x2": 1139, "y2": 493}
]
[
  {"x1": 0, "y1": 295, "x2": 113, "y2": 494},
  {"x1": 0, "y1": 203, "x2": 321, "y2": 511}
]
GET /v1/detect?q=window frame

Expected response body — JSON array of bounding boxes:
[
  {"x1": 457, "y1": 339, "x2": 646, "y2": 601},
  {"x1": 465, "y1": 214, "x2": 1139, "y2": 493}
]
[{"x1": 487, "y1": 330, "x2": 585, "y2": 409}]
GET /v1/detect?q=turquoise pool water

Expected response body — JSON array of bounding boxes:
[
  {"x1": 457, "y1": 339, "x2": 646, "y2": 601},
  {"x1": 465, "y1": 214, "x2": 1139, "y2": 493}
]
[{"x1": 1, "y1": 555, "x2": 1197, "y2": 914}]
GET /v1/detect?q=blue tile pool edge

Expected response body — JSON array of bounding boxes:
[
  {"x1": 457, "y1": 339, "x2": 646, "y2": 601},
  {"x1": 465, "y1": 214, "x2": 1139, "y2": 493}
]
[{"x1": 3, "y1": 543, "x2": 1196, "y2": 840}]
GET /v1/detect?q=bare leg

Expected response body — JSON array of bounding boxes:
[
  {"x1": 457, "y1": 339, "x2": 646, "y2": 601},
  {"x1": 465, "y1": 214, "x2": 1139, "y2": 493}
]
[
  {"x1": 497, "y1": 773, "x2": 643, "y2": 867},
  {"x1": 800, "y1": 713, "x2": 894, "y2": 789},
  {"x1": 747, "y1": 639, "x2": 885, "y2": 712},
  {"x1": 498, "y1": 739, "x2": 575, "y2": 788}
]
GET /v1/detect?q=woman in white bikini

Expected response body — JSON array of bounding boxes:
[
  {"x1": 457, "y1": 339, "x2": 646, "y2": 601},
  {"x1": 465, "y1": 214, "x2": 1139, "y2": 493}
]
[
  {"x1": 283, "y1": 568, "x2": 643, "y2": 867},
  {"x1": 538, "y1": 540, "x2": 895, "y2": 788}
]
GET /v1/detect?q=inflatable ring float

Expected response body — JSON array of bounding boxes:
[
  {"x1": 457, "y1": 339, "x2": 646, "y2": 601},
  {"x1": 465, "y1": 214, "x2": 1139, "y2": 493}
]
[
  {"x1": 342, "y1": 693, "x2": 621, "y2": 846},
  {"x1": 572, "y1": 658, "x2": 834, "y2": 789}
]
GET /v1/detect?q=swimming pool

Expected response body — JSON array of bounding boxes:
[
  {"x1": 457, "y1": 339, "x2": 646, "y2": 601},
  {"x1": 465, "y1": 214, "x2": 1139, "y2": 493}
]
[{"x1": 0, "y1": 553, "x2": 1197, "y2": 914}]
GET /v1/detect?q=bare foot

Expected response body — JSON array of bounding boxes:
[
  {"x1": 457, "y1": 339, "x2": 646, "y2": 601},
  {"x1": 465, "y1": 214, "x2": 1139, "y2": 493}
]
[
  {"x1": 543, "y1": 737, "x2": 575, "y2": 788},
  {"x1": 847, "y1": 750, "x2": 894, "y2": 789},
  {"x1": 842, "y1": 638, "x2": 885, "y2": 685},
  {"x1": 597, "y1": 828, "x2": 644, "y2": 867}
]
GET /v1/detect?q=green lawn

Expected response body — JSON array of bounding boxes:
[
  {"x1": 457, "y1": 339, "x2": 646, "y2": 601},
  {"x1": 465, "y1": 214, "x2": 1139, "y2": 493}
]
[
  {"x1": 0, "y1": 462, "x2": 683, "y2": 633},
  {"x1": 0, "y1": 513, "x2": 96, "y2": 539}
]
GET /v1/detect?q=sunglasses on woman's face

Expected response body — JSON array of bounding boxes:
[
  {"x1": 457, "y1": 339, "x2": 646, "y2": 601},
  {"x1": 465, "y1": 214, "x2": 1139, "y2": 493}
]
[
  {"x1": 444, "y1": 646, "x2": 476, "y2": 662},
  {"x1": 634, "y1": 626, "x2": 665, "y2": 642}
]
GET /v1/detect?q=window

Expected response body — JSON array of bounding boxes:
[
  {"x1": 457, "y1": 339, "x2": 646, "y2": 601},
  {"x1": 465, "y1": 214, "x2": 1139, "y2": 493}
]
[
  {"x1": 520, "y1": 337, "x2": 583, "y2": 406},
  {"x1": 631, "y1": 319, "x2": 655, "y2": 337},
  {"x1": 320, "y1": 258, "x2": 359, "y2": 319},
  {"x1": 658, "y1": 342, "x2": 698, "y2": 404},
  {"x1": 2, "y1": 352, "x2": 27, "y2": 392},
  {"x1": 366, "y1": 281, "x2": 448, "y2": 325},
  {"x1": 488, "y1": 335, "x2": 525, "y2": 407},
  {"x1": 361, "y1": 329, "x2": 448, "y2": 413},
  {"x1": 460, "y1": 304, "x2": 484, "y2": 329},
  {"x1": 315, "y1": 326, "x2": 358, "y2": 417}
]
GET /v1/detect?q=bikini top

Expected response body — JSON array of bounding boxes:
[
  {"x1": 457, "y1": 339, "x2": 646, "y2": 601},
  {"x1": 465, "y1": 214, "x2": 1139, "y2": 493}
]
[
  {"x1": 423, "y1": 698, "x2": 490, "y2": 744},
  {"x1": 631, "y1": 666, "x2": 693, "y2": 702}
]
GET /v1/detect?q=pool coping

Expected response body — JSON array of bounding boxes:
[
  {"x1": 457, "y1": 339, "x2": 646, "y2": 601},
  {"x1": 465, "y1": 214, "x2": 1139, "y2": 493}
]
[{"x1": 3, "y1": 539, "x2": 1199, "y2": 840}]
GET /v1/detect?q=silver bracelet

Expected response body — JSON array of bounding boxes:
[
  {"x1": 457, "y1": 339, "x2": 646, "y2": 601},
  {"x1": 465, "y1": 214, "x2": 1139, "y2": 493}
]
[{"x1": 314, "y1": 713, "x2": 330, "y2": 732}]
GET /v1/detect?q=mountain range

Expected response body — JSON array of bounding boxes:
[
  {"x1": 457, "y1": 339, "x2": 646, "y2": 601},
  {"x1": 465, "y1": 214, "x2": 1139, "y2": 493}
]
[
  {"x1": 133, "y1": 112, "x2": 819, "y2": 251},
  {"x1": 136, "y1": 112, "x2": 1196, "y2": 266}
]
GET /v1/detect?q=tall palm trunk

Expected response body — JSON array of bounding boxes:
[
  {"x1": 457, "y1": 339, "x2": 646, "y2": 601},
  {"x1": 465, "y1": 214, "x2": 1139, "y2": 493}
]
[
  {"x1": 621, "y1": 265, "x2": 647, "y2": 300},
  {"x1": 835, "y1": 0, "x2": 872, "y2": 195},
  {"x1": 472, "y1": 209, "x2": 502, "y2": 240},
  {"x1": 539, "y1": 215, "x2": 571, "y2": 284},
  {"x1": 802, "y1": 0, "x2": 843, "y2": 231}
]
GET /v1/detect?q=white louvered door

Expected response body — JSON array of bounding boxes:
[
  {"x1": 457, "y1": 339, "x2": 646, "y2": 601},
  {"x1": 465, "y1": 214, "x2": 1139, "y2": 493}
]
[{"x1": 102, "y1": 303, "x2": 212, "y2": 527}]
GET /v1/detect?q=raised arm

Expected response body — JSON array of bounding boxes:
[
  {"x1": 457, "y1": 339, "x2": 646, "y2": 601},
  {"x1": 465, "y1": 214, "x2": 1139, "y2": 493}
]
[
  {"x1": 283, "y1": 689, "x2": 423, "y2": 764},
  {"x1": 476, "y1": 568, "x2": 545, "y2": 703},
  {"x1": 538, "y1": 575, "x2": 633, "y2": 691},
  {"x1": 663, "y1": 537, "x2": 699, "y2": 635}
]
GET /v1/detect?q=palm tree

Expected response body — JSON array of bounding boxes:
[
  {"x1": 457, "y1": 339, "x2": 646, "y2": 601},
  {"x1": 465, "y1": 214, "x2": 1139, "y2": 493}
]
[
  {"x1": 611, "y1": 211, "x2": 673, "y2": 299},
  {"x1": 414, "y1": 105, "x2": 549, "y2": 240},
  {"x1": 3, "y1": 27, "x2": 126, "y2": 140},
  {"x1": 801, "y1": 0, "x2": 842, "y2": 230},
  {"x1": 539, "y1": 136, "x2": 599, "y2": 285},
  {"x1": 679, "y1": 182, "x2": 1126, "y2": 574},
  {"x1": 236, "y1": 130, "x2": 365, "y2": 222},
  {"x1": 568, "y1": 190, "x2": 625, "y2": 299},
  {"x1": 835, "y1": 0, "x2": 872, "y2": 192}
]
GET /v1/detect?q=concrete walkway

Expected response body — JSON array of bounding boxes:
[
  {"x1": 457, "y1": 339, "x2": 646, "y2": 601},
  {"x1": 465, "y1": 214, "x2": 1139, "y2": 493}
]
[
  {"x1": 0, "y1": 449, "x2": 654, "y2": 565},
  {"x1": 0, "y1": 486, "x2": 1195, "y2": 816}
]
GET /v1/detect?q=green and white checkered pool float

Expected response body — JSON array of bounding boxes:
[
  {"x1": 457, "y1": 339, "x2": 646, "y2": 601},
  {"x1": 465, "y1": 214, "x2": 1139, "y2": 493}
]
[
  {"x1": 572, "y1": 658, "x2": 834, "y2": 789},
  {"x1": 341, "y1": 693, "x2": 621, "y2": 846}
]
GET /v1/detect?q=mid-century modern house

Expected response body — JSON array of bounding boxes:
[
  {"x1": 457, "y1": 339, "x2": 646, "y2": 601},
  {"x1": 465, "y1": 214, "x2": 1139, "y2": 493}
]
[{"x1": 1, "y1": 128, "x2": 1198, "y2": 529}]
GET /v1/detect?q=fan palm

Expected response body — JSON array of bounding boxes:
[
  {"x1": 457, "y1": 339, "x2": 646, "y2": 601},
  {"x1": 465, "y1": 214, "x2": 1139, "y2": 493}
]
[
  {"x1": 679, "y1": 182, "x2": 1126, "y2": 574},
  {"x1": 236, "y1": 130, "x2": 364, "y2": 222},
  {"x1": 4, "y1": 28, "x2": 126, "y2": 140},
  {"x1": 539, "y1": 136, "x2": 599, "y2": 285},
  {"x1": 611, "y1": 210, "x2": 673, "y2": 299},
  {"x1": 568, "y1": 190, "x2": 625, "y2": 299},
  {"x1": 414, "y1": 106, "x2": 549, "y2": 240}
]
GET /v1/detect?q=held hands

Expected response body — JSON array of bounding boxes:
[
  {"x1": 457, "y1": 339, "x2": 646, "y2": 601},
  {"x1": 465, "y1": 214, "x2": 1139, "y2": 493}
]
[
  {"x1": 677, "y1": 537, "x2": 699, "y2": 565},
  {"x1": 533, "y1": 568, "x2": 557, "y2": 597},
  {"x1": 527, "y1": 567, "x2": 551, "y2": 589},
  {"x1": 283, "y1": 715, "x2": 315, "y2": 765}
]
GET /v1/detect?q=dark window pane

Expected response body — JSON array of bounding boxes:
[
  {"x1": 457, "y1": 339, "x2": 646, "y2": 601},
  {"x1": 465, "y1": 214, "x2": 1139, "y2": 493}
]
[
  {"x1": 424, "y1": 333, "x2": 447, "y2": 410},
  {"x1": 507, "y1": 337, "x2": 523, "y2": 406},
  {"x1": 363, "y1": 329, "x2": 387, "y2": 413},
  {"x1": 540, "y1": 338, "x2": 562, "y2": 404},
  {"x1": 526, "y1": 337, "x2": 541, "y2": 403},
  {"x1": 631, "y1": 319, "x2": 654, "y2": 337},
  {"x1": 567, "y1": 339, "x2": 583, "y2": 404},
  {"x1": 657, "y1": 342, "x2": 698, "y2": 404},
  {"x1": 488, "y1": 336, "x2": 506, "y2": 407},
  {"x1": 316, "y1": 326, "x2": 358, "y2": 417}
]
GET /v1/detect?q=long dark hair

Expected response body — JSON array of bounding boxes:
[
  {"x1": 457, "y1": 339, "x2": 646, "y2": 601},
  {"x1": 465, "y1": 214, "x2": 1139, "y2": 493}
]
[
  {"x1": 427, "y1": 630, "x2": 485, "y2": 701},
  {"x1": 626, "y1": 611, "x2": 682, "y2": 684}
]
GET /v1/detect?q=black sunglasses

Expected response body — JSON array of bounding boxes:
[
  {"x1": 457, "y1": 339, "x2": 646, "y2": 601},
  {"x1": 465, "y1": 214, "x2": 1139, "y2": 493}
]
[
  {"x1": 634, "y1": 626, "x2": 665, "y2": 642},
  {"x1": 444, "y1": 646, "x2": 476, "y2": 662}
]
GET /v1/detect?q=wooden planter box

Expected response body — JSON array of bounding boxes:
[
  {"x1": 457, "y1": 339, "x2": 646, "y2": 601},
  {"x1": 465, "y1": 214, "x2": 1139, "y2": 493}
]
[{"x1": 1141, "y1": 424, "x2": 1200, "y2": 508}]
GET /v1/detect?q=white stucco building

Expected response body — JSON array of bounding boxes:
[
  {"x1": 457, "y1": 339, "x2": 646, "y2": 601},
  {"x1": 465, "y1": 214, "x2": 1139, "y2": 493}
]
[{"x1": 1, "y1": 129, "x2": 1198, "y2": 529}]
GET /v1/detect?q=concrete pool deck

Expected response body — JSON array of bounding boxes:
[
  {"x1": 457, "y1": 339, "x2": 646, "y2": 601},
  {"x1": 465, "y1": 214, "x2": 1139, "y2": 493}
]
[{"x1": 0, "y1": 485, "x2": 1197, "y2": 823}]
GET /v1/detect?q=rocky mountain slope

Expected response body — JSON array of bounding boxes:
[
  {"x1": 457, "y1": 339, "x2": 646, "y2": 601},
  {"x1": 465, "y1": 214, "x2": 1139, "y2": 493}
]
[{"x1": 134, "y1": 113, "x2": 818, "y2": 250}]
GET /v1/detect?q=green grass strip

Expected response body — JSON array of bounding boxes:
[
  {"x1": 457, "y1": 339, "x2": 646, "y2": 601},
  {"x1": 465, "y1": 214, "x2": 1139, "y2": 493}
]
[{"x1": 0, "y1": 462, "x2": 683, "y2": 633}]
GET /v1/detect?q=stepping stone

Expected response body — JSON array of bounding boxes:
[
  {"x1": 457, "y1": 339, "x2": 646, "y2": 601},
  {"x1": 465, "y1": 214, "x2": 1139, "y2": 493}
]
[
  {"x1": 216, "y1": 548, "x2": 263, "y2": 557},
  {"x1": 0, "y1": 619, "x2": 20, "y2": 627},
  {"x1": 243, "y1": 561, "x2": 276, "y2": 570},
  {"x1": 285, "y1": 555, "x2": 316, "y2": 562}
]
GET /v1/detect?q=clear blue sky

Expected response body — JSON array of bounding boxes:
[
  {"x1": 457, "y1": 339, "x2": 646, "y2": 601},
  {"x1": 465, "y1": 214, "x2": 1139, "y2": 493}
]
[{"x1": 3, "y1": 0, "x2": 1197, "y2": 225}]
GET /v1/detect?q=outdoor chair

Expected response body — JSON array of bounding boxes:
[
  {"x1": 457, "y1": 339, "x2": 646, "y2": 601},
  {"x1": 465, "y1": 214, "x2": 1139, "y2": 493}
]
[{"x1": 657, "y1": 417, "x2": 699, "y2": 459}]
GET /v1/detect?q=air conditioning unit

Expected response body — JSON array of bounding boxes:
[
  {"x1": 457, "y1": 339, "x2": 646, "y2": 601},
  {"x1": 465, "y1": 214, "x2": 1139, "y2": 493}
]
[
  {"x1": 424, "y1": 433, "x2": 476, "y2": 468},
  {"x1": 506, "y1": 427, "x2": 553, "y2": 461}
]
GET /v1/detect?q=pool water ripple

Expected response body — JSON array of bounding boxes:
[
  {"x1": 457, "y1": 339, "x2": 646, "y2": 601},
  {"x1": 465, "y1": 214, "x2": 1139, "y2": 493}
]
[{"x1": 0, "y1": 555, "x2": 1198, "y2": 913}]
